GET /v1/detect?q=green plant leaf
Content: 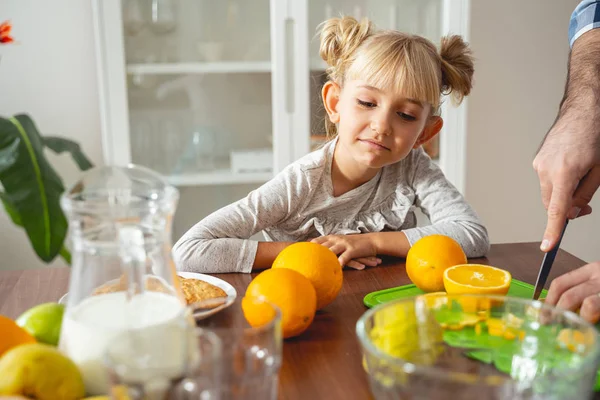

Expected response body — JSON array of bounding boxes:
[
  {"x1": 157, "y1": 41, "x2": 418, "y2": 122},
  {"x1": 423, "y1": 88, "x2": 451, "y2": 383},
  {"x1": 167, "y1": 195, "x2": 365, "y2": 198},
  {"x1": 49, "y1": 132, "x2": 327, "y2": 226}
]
[
  {"x1": 43, "y1": 136, "x2": 94, "y2": 171},
  {"x1": 0, "y1": 191, "x2": 22, "y2": 226},
  {"x1": 59, "y1": 245, "x2": 72, "y2": 265},
  {"x1": 0, "y1": 114, "x2": 68, "y2": 262}
]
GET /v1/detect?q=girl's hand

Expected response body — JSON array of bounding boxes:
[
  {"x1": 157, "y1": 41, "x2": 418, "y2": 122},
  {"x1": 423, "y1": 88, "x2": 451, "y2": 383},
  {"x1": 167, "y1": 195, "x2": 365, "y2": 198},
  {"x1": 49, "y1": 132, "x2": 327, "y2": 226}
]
[{"x1": 311, "y1": 234, "x2": 381, "y2": 270}]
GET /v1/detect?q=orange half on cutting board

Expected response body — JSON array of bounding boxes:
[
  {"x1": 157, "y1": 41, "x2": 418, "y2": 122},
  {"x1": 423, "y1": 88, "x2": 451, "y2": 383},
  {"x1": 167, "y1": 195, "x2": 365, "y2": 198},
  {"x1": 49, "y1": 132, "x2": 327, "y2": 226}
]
[{"x1": 443, "y1": 264, "x2": 512, "y2": 295}]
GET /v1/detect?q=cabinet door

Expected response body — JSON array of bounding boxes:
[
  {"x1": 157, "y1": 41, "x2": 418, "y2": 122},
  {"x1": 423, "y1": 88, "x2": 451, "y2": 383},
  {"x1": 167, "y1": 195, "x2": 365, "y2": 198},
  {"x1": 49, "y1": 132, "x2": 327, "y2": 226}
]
[
  {"x1": 93, "y1": 0, "x2": 306, "y2": 187},
  {"x1": 301, "y1": 0, "x2": 469, "y2": 191}
]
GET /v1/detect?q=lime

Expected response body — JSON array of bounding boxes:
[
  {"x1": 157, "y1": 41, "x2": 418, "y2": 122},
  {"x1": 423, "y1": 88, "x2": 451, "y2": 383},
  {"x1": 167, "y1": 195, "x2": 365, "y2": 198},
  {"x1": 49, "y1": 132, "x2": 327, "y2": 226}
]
[{"x1": 16, "y1": 303, "x2": 65, "y2": 346}]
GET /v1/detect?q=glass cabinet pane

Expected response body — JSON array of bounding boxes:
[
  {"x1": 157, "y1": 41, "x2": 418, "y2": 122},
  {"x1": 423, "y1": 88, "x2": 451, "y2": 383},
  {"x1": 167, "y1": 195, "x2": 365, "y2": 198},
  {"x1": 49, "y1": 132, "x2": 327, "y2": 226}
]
[
  {"x1": 307, "y1": 0, "x2": 443, "y2": 160},
  {"x1": 121, "y1": 0, "x2": 274, "y2": 185},
  {"x1": 123, "y1": 0, "x2": 271, "y2": 63}
]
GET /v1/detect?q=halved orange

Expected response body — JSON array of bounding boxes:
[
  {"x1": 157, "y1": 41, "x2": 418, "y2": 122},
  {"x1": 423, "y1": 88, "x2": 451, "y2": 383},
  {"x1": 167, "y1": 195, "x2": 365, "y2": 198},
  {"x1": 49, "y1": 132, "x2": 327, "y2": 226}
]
[{"x1": 443, "y1": 264, "x2": 511, "y2": 295}]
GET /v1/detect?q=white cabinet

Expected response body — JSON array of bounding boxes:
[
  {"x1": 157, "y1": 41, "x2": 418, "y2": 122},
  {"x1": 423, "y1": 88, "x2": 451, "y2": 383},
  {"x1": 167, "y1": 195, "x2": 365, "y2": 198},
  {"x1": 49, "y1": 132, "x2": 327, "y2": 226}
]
[{"x1": 92, "y1": 0, "x2": 469, "y2": 236}]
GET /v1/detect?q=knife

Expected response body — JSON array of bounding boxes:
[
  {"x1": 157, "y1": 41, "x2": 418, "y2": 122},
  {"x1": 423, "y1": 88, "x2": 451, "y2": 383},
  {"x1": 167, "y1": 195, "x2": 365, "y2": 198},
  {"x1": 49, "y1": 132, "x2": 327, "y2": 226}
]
[{"x1": 532, "y1": 220, "x2": 569, "y2": 300}]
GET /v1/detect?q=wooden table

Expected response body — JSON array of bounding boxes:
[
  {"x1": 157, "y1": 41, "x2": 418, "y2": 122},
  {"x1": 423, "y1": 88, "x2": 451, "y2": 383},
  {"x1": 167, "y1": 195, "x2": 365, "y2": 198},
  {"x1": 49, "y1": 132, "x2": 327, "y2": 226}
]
[{"x1": 0, "y1": 242, "x2": 596, "y2": 399}]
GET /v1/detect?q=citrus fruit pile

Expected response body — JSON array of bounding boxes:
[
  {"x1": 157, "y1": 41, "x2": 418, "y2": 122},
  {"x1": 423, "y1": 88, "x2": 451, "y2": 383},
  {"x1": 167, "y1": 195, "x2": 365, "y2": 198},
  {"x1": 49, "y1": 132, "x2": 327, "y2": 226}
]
[
  {"x1": 242, "y1": 242, "x2": 343, "y2": 339},
  {"x1": 406, "y1": 235, "x2": 512, "y2": 297},
  {"x1": 406, "y1": 235, "x2": 512, "y2": 333},
  {"x1": 0, "y1": 303, "x2": 90, "y2": 400}
]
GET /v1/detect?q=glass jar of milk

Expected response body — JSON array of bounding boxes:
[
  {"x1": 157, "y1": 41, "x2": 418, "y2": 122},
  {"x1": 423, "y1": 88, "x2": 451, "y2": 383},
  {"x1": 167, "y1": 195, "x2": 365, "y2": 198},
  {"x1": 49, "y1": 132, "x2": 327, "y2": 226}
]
[{"x1": 58, "y1": 165, "x2": 196, "y2": 396}]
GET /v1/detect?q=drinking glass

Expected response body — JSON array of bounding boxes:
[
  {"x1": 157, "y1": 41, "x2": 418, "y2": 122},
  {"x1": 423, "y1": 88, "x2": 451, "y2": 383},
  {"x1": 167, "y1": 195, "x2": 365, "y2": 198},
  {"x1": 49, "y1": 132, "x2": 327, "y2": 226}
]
[
  {"x1": 174, "y1": 298, "x2": 283, "y2": 400},
  {"x1": 356, "y1": 294, "x2": 600, "y2": 400},
  {"x1": 105, "y1": 323, "x2": 220, "y2": 400},
  {"x1": 122, "y1": 0, "x2": 145, "y2": 36},
  {"x1": 148, "y1": 0, "x2": 178, "y2": 62}
]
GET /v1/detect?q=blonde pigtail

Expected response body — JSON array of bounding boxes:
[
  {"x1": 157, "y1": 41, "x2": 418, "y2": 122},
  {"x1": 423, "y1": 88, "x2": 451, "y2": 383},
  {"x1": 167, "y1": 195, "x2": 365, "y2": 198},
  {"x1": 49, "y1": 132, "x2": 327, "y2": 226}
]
[
  {"x1": 318, "y1": 16, "x2": 372, "y2": 137},
  {"x1": 439, "y1": 35, "x2": 475, "y2": 105}
]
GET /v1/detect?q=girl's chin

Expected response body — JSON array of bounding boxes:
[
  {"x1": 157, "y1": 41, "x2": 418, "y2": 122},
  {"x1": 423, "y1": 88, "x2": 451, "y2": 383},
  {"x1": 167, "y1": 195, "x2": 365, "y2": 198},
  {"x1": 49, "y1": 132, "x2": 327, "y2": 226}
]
[{"x1": 355, "y1": 155, "x2": 388, "y2": 169}]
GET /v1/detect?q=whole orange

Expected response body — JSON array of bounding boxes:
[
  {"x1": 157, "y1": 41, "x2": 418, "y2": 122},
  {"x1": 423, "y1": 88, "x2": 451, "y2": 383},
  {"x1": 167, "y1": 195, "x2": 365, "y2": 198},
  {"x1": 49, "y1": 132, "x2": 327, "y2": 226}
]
[
  {"x1": 272, "y1": 242, "x2": 342, "y2": 310},
  {"x1": 406, "y1": 235, "x2": 467, "y2": 292},
  {"x1": 244, "y1": 268, "x2": 317, "y2": 339},
  {"x1": 0, "y1": 315, "x2": 36, "y2": 357}
]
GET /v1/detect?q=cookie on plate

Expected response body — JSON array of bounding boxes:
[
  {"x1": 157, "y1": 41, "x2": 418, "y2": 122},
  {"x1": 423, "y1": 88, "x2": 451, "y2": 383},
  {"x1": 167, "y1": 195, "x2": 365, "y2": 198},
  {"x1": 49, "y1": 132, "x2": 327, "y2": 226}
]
[{"x1": 177, "y1": 276, "x2": 227, "y2": 305}]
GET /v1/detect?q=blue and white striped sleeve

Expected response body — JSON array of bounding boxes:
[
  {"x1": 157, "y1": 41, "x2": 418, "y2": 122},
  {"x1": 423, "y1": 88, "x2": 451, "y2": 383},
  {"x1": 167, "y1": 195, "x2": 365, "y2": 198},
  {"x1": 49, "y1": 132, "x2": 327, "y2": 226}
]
[{"x1": 570, "y1": 0, "x2": 600, "y2": 47}]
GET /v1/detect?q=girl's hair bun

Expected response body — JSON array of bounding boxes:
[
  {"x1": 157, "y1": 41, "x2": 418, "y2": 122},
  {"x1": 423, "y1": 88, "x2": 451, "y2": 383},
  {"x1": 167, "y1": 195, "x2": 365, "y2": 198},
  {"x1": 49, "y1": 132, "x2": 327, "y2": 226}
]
[
  {"x1": 319, "y1": 16, "x2": 373, "y2": 81},
  {"x1": 439, "y1": 35, "x2": 474, "y2": 104}
]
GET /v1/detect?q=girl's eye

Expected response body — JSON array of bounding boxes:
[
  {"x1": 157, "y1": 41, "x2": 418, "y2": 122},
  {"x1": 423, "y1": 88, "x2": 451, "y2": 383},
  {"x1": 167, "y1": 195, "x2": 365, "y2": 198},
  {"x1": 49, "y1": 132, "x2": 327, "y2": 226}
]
[
  {"x1": 357, "y1": 99, "x2": 376, "y2": 108},
  {"x1": 397, "y1": 112, "x2": 416, "y2": 121}
]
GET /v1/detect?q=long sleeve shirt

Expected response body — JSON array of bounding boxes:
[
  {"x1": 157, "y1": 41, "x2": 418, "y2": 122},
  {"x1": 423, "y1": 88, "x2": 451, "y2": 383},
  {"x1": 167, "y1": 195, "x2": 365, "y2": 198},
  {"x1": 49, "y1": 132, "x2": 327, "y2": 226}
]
[{"x1": 173, "y1": 139, "x2": 489, "y2": 273}]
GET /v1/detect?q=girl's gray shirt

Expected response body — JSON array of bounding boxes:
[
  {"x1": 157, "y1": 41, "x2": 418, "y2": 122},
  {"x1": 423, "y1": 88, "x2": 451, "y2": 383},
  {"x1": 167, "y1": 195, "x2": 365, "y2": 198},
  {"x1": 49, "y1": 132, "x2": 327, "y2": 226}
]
[{"x1": 173, "y1": 139, "x2": 490, "y2": 273}]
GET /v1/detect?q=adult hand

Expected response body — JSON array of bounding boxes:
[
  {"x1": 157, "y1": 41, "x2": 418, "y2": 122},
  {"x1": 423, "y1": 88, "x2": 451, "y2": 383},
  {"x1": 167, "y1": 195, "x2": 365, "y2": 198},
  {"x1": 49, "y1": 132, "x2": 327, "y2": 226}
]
[
  {"x1": 311, "y1": 233, "x2": 381, "y2": 270},
  {"x1": 544, "y1": 261, "x2": 600, "y2": 323},
  {"x1": 533, "y1": 29, "x2": 600, "y2": 253},
  {"x1": 533, "y1": 116, "x2": 600, "y2": 252}
]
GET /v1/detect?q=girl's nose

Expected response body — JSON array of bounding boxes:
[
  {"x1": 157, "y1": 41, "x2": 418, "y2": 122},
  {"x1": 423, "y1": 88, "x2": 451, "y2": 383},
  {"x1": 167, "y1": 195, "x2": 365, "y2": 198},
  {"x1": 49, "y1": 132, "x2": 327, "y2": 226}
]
[{"x1": 370, "y1": 112, "x2": 392, "y2": 136}]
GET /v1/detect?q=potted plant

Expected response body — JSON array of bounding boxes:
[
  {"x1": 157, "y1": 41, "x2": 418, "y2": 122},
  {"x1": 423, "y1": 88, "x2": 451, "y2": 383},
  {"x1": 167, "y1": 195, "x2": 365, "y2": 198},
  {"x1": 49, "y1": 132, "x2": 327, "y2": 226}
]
[{"x1": 0, "y1": 114, "x2": 93, "y2": 264}]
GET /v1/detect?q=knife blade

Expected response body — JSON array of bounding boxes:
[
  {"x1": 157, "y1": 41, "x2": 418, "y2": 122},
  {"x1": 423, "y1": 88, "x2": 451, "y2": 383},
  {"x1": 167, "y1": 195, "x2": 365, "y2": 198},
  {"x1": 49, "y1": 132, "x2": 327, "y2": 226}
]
[{"x1": 532, "y1": 220, "x2": 569, "y2": 300}]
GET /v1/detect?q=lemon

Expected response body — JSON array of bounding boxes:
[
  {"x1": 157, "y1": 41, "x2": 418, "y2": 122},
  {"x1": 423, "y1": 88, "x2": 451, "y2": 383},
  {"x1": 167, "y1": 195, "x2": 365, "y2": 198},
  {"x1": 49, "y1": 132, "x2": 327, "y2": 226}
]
[
  {"x1": 0, "y1": 343, "x2": 85, "y2": 400},
  {"x1": 16, "y1": 303, "x2": 64, "y2": 346}
]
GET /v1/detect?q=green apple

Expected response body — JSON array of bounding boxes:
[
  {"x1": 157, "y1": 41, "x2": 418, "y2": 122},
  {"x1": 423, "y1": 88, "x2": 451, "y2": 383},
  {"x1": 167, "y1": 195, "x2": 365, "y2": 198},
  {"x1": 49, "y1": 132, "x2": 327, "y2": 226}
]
[{"x1": 16, "y1": 303, "x2": 65, "y2": 346}]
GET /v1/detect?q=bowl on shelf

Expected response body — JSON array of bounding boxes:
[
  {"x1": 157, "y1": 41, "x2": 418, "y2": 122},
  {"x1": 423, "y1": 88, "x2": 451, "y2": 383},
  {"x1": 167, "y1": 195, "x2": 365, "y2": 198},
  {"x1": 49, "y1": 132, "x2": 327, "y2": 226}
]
[{"x1": 196, "y1": 42, "x2": 224, "y2": 62}]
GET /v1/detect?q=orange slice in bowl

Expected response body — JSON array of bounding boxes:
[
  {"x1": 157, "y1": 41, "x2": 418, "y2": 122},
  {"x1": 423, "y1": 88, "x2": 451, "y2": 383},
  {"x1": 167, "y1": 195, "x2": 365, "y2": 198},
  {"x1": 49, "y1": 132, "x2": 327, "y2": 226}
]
[
  {"x1": 419, "y1": 291, "x2": 449, "y2": 309},
  {"x1": 443, "y1": 264, "x2": 511, "y2": 296}
]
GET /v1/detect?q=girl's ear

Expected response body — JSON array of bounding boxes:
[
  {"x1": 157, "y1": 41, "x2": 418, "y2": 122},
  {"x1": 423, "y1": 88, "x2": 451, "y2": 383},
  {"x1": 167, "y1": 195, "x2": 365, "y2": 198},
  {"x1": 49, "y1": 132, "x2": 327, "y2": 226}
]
[
  {"x1": 414, "y1": 116, "x2": 443, "y2": 148},
  {"x1": 322, "y1": 81, "x2": 341, "y2": 123}
]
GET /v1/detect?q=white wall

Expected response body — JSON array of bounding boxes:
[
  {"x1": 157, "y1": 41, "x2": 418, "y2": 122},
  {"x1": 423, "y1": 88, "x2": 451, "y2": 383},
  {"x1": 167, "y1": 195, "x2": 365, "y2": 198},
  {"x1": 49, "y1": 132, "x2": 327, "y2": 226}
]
[
  {"x1": 0, "y1": 0, "x2": 103, "y2": 270},
  {"x1": 466, "y1": 0, "x2": 600, "y2": 263}
]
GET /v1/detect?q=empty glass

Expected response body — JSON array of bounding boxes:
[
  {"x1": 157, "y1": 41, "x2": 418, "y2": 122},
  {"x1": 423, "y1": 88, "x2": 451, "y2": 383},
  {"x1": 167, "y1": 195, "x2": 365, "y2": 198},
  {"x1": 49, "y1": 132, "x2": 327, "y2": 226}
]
[
  {"x1": 105, "y1": 324, "x2": 219, "y2": 400},
  {"x1": 123, "y1": 0, "x2": 145, "y2": 36},
  {"x1": 356, "y1": 294, "x2": 600, "y2": 400},
  {"x1": 148, "y1": 0, "x2": 178, "y2": 62},
  {"x1": 174, "y1": 298, "x2": 283, "y2": 400}
]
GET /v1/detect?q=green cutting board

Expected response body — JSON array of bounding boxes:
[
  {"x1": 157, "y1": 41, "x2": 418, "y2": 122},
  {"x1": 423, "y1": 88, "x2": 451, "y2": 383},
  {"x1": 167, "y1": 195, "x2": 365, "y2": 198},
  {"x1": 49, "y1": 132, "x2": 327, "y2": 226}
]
[
  {"x1": 363, "y1": 280, "x2": 600, "y2": 392},
  {"x1": 363, "y1": 279, "x2": 547, "y2": 308}
]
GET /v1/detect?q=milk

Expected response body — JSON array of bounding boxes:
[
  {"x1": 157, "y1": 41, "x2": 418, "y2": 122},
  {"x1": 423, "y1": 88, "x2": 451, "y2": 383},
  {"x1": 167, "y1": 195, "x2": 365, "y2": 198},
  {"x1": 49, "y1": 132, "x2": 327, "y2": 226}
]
[{"x1": 59, "y1": 291, "x2": 192, "y2": 395}]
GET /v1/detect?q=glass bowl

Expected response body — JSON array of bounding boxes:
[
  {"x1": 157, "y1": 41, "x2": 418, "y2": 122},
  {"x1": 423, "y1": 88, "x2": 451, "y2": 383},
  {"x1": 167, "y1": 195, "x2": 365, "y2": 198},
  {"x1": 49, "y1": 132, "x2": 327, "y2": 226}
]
[{"x1": 356, "y1": 294, "x2": 600, "y2": 400}]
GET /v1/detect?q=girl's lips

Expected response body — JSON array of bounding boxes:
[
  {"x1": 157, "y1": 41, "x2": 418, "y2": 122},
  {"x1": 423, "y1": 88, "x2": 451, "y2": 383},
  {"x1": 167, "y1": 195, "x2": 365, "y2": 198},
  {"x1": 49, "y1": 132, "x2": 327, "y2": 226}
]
[{"x1": 359, "y1": 139, "x2": 390, "y2": 151}]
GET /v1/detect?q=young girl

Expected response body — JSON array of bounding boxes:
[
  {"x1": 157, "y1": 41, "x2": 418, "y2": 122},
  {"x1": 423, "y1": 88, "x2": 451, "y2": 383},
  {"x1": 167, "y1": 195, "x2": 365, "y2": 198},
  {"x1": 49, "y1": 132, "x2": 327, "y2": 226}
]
[{"x1": 174, "y1": 16, "x2": 489, "y2": 273}]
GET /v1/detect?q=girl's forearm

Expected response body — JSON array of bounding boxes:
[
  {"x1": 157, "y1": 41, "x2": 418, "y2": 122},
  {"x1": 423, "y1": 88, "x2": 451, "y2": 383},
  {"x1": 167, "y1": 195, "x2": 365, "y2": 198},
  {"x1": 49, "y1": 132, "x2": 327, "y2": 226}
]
[
  {"x1": 253, "y1": 241, "x2": 295, "y2": 271},
  {"x1": 370, "y1": 231, "x2": 411, "y2": 258}
]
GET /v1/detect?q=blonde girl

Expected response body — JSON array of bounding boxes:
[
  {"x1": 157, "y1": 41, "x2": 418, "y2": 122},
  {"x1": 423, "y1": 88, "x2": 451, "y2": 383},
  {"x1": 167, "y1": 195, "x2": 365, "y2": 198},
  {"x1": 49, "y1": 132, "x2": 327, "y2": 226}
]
[{"x1": 174, "y1": 16, "x2": 489, "y2": 273}]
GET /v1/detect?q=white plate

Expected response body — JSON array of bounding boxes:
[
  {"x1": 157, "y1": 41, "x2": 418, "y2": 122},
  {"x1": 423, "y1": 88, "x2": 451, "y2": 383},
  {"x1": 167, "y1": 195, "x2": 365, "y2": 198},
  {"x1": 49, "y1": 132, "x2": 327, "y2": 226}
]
[{"x1": 58, "y1": 272, "x2": 237, "y2": 319}]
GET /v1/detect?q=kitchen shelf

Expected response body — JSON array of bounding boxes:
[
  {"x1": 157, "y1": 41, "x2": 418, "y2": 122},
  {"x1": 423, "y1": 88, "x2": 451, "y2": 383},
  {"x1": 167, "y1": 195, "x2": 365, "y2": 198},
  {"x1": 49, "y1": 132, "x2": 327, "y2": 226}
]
[
  {"x1": 166, "y1": 169, "x2": 273, "y2": 187},
  {"x1": 126, "y1": 61, "x2": 272, "y2": 75}
]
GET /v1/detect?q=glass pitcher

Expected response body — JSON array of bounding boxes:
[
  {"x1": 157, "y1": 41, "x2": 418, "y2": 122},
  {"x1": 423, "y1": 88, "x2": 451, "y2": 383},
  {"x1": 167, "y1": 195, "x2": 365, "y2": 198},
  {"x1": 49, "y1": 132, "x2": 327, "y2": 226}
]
[{"x1": 58, "y1": 165, "x2": 195, "y2": 396}]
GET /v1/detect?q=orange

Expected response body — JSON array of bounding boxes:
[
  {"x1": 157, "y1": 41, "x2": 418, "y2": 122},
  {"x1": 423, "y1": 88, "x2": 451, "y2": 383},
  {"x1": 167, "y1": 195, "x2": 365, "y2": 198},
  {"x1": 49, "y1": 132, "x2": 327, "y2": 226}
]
[
  {"x1": 406, "y1": 235, "x2": 467, "y2": 292},
  {"x1": 0, "y1": 315, "x2": 36, "y2": 357},
  {"x1": 419, "y1": 292, "x2": 449, "y2": 309},
  {"x1": 272, "y1": 242, "x2": 342, "y2": 310},
  {"x1": 557, "y1": 328, "x2": 594, "y2": 353},
  {"x1": 443, "y1": 264, "x2": 511, "y2": 295},
  {"x1": 244, "y1": 268, "x2": 317, "y2": 339}
]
